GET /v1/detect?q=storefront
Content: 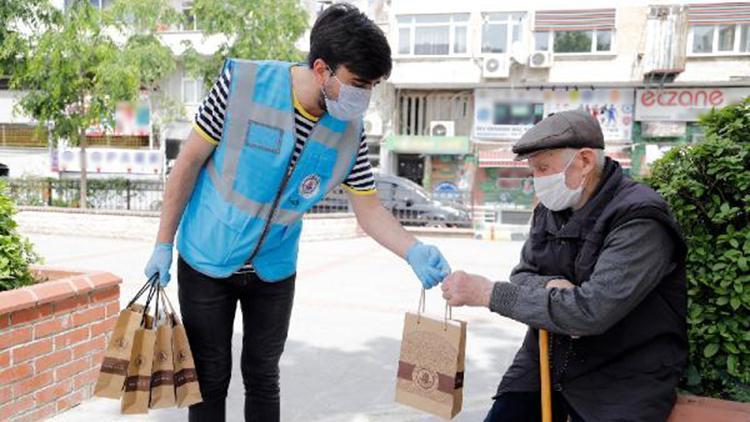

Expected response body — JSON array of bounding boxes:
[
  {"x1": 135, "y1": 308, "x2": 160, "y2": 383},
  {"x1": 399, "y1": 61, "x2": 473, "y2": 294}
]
[
  {"x1": 633, "y1": 87, "x2": 750, "y2": 175},
  {"x1": 382, "y1": 134, "x2": 473, "y2": 202},
  {"x1": 473, "y1": 87, "x2": 635, "y2": 208}
]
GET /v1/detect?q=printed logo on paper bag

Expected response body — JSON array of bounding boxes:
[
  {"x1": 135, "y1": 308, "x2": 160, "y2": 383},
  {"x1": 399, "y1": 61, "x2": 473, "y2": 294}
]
[{"x1": 413, "y1": 367, "x2": 439, "y2": 393}]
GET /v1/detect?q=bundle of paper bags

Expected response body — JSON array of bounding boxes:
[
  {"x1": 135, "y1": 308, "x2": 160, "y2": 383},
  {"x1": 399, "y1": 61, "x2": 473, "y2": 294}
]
[{"x1": 93, "y1": 276, "x2": 203, "y2": 414}]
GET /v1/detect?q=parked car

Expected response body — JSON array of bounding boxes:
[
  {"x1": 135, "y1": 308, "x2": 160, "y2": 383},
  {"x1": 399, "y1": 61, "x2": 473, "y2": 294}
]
[{"x1": 375, "y1": 175, "x2": 471, "y2": 228}]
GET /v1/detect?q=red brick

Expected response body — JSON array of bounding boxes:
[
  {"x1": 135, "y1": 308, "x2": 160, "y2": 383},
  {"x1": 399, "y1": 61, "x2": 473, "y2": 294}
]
[
  {"x1": 53, "y1": 295, "x2": 89, "y2": 315},
  {"x1": 91, "y1": 286, "x2": 119, "y2": 303},
  {"x1": 90, "y1": 349, "x2": 104, "y2": 367},
  {"x1": 55, "y1": 357, "x2": 90, "y2": 380},
  {"x1": 105, "y1": 301, "x2": 120, "y2": 318},
  {"x1": 56, "y1": 388, "x2": 85, "y2": 413},
  {"x1": 53, "y1": 326, "x2": 89, "y2": 349},
  {"x1": 0, "y1": 386, "x2": 11, "y2": 406},
  {"x1": 74, "y1": 366, "x2": 99, "y2": 390},
  {"x1": 33, "y1": 316, "x2": 66, "y2": 339},
  {"x1": 35, "y1": 379, "x2": 73, "y2": 405},
  {"x1": 87, "y1": 272, "x2": 121, "y2": 290},
  {"x1": 11, "y1": 303, "x2": 53, "y2": 325},
  {"x1": 71, "y1": 306, "x2": 105, "y2": 328},
  {"x1": 90, "y1": 316, "x2": 117, "y2": 337},
  {"x1": 0, "y1": 326, "x2": 32, "y2": 350},
  {"x1": 69, "y1": 276, "x2": 94, "y2": 294},
  {"x1": 0, "y1": 290, "x2": 36, "y2": 316},
  {"x1": 12, "y1": 338, "x2": 52, "y2": 363},
  {"x1": 0, "y1": 314, "x2": 9, "y2": 329},
  {"x1": 16, "y1": 402, "x2": 55, "y2": 422},
  {"x1": 0, "y1": 351, "x2": 8, "y2": 367},
  {"x1": 30, "y1": 281, "x2": 75, "y2": 306},
  {"x1": 0, "y1": 363, "x2": 33, "y2": 384},
  {"x1": 34, "y1": 348, "x2": 72, "y2": 373},
  {"x1": 72, "y1": 335, "x2": 106, "y2": 360},
  {"x1": 0, "y1": 395, "x2": 33, "y2": 421},
  {"x1": 13, "y1": 371, "x2": 53, "y2": 398}
]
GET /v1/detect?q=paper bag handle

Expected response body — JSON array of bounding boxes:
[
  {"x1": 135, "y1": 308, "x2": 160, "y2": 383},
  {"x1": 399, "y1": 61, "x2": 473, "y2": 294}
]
[{"x1": 417, "y1": 289, "x2": 453, "y2": 331}]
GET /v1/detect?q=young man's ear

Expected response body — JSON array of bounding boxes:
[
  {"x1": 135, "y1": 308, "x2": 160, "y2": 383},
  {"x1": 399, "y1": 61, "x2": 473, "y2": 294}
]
[{"x1": 311, "y1": 59, "x2": 329, "y2": 85}]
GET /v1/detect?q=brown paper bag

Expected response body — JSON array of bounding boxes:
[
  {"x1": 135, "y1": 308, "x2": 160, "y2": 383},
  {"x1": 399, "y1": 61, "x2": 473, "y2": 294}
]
[
  {"x1": 163, "y1": 294, "x2": 203, "y2": 408},
  {"x1": 395, "y1": 294, "x2": 467, "y2": 420},
  {"x1": 94, "y1": 303, "x2": 143, "y2": 399},
  {"x1": 150, "y1": 289, "x2": 176, "y2": 409},
  {"x1": 121, "y1": 281, "x2": 160, "y2": 415},
  {"x1": 121, "y1": 317, "x2": 157, "y2": 414}
]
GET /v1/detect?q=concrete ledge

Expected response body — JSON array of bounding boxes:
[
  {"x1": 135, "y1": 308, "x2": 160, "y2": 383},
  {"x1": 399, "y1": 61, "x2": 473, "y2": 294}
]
[{"x1": 16, "y1": 209, "x2": 364, "y2": 242}]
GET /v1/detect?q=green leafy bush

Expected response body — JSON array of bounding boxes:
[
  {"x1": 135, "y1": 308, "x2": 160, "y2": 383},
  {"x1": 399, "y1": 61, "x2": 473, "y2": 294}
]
[
  {"x1": 646, "y1": 98, "x2": 750, "y2": 402},
  {"x1": 0, "y1": 180, "x2": 41, "y2": 292}
]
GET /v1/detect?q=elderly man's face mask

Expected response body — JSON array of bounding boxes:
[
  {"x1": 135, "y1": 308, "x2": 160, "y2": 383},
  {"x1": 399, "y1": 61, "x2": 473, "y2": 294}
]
[{"x1": 532, "y1": 151, "x2": 586, "y2": 211}]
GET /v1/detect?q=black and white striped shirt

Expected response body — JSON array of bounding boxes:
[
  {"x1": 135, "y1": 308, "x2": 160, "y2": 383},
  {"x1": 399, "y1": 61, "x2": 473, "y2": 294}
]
[{"x1": 193, "y1": 66, "x2": 377, "y2": 193}]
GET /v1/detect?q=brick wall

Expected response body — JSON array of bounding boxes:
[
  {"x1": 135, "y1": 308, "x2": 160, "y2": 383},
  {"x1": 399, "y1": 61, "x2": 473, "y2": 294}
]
[{"x1": 0, "y1": 268, "x2": 121, "y2": 421}]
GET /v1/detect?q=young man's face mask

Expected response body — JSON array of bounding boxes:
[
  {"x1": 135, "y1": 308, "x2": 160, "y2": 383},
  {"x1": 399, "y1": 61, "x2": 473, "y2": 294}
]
[{"x1": 320, "y1": 66, "x2": 371, "y2": 121}]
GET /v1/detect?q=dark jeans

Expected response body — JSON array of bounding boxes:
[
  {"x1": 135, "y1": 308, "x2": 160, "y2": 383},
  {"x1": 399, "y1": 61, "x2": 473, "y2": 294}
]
[
  {"x1": 484, "y1": 391, "x2": 585, "y2": 422},
  {"x1": 177, "y1": 257, "x2": 295, "y2": 422}
]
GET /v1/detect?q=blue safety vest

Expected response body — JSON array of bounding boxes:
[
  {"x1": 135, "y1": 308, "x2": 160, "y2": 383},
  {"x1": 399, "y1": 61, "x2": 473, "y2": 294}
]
[{"x1": 177, "y1": 59, "x2": 362, "y2": 281}]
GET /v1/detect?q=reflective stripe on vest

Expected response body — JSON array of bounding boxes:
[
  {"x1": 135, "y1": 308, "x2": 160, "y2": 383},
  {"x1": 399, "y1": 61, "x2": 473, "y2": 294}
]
[{"x1": 176, "y1": 59, "x2": 362, "y2": 281}]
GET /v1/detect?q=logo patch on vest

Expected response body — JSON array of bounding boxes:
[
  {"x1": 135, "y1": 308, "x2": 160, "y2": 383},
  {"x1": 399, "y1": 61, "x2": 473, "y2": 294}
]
[{"x1": 299, "y1": 174, "x2": 321, "y2": 199}]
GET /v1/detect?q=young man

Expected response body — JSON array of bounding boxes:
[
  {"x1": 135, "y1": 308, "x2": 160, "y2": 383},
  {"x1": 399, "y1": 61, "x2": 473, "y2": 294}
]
[
  {"x1": 144, "y1": 4, "x2": 451, "y2": 421},
  {"x1": 441, "y1": 110, "x2": 687, "y2": 422}
]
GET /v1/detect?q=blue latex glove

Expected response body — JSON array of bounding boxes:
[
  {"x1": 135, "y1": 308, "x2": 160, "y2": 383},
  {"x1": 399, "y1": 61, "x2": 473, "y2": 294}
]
[
  {"x1": 144, "y1": 242, "x2": 173, "y2": 287},
  {"x1": 406, "y1": 241, "x2": 451, "y2": 289}
]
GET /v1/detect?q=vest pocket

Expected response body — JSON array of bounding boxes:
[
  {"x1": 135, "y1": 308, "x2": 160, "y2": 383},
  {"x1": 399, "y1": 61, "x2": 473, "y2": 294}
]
[{"x1": 245, "y1": 120, "x2": 283, "y2": 154}]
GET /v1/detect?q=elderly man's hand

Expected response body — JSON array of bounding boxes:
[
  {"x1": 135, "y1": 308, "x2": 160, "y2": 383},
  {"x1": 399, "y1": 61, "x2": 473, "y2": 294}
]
[
  {"x1": 441, "y1": 271, "x2": 495, "y2": 307},
  {"x1": 546, "y1": 279, "x2": 575, "y2": 289}
]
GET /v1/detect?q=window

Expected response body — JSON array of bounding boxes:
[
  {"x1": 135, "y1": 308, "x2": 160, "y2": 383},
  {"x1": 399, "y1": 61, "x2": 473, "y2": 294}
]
[
  {"x1": 534, "y1": 30, "x2": 613, "y2": 53},
  {"x1": 179, "y1": 1, "x2": 199, "y2": 31},
  {"x1": 65, "y1": 0, "x2": 112, "y2": 10},
  {"x1": 690, "y1": 24, "x2": 750, "y2": 54},
  {"x1": 396, "y1": 14, "x2": 469, "y2": 56},
  {"x1": 182, "y1": 78, "x2": 204, "y2": 105},
  {"x1": 481, "y1": 13, "x2": 525, "y2": 54}
]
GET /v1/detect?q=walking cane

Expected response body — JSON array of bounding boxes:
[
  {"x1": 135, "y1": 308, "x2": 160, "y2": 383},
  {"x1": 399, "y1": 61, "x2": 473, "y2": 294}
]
[{"x1": 539, "y1": 329, "x2": 553, "y2": 422}]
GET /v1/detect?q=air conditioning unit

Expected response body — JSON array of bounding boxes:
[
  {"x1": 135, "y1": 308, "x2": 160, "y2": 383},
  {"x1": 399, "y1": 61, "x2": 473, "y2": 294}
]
[
  {"x1": 429, "y1": 121, "x2": 455, "y2": 137},
  {"x1": 482, "y1": 55, "x2": 510, "y2": 79},
  {"x1": 363, "y1": 112, "x2": 383, "y2": 137},
  {"x1": 529, "y1": 51, "x2": 553, "y2": 68}
]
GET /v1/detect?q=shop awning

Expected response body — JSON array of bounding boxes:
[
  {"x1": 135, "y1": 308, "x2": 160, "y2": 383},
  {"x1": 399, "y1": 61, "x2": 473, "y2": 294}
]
[
  {"x1": 478, "y1": 149, "x2": 528, "y2": 168},
  {"x1": 606, "y1": 150, "x2": 632, "y2": 168},
  {"x1": 479, "y1": 148, "x2": 632, "y2": 169},
  {"x1": 687, "y1": 3, "x2": 750, "y2": 26},
  {"x1": 384, "y1": 135, "x2": 470, "y2": 155},
  {"x1": 534, "y1": 8, "x2": 616, "y2": 31}
]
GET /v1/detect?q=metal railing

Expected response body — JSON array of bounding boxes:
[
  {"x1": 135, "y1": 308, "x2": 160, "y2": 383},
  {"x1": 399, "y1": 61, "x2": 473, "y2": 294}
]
[
  {"x1": 7, "y1": 178, "x2": 164, "y2": 211},
  {"x1": 6, "y1": 178, "x2": 530, "y2": 228}
]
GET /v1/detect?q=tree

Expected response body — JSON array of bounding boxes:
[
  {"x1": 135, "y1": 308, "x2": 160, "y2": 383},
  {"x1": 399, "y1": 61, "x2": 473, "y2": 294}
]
[
  {"x1": 182, "y1": 0, "x2": 308, "y2": 85},
  {"x1": 105, "y1": 0, "x2": 181, "y2": 147},
  {"x1": 554, "y1": 31, "x2": 593, "y2": 53},
  {"x1": 11, "y1": 0, "x2": 138, "y2": 208},
  {"x1": 0, "y1": 0, "x2": 58, "y2": 77}
]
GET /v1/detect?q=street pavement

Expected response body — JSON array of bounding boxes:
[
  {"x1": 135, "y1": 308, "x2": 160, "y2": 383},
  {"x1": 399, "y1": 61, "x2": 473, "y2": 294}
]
[{"x1": 24, "y1": 232, "x2": 528, "y2": 422}]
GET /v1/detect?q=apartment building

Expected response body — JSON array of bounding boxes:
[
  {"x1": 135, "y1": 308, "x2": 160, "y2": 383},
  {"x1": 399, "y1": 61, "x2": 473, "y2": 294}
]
[{"x1": 373, "y1": 0, "x2": 750, "y2": 209}]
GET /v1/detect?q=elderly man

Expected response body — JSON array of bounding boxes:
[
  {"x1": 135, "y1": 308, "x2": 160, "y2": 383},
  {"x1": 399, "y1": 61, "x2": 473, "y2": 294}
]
[{"x1": 442, "y1": 110, "x2": 688, "y2": 422}]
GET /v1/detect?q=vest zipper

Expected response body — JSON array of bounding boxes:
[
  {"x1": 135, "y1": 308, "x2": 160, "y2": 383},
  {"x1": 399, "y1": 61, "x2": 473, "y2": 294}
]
[{"x1": 246, "y1": 138, "x2": 309, "y2": 265}]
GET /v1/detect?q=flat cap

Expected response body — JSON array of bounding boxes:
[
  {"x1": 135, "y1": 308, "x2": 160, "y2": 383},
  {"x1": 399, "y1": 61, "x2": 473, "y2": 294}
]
[{"x1": 513, "y1": 109, "x2": 604, "y2": 160}]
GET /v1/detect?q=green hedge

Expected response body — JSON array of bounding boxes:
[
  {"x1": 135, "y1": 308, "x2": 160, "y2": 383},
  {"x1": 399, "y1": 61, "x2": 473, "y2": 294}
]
[
  {"x1": 646, "y1": 98, "x2": 750, "y2": 401},
  {"x1": 0, "y1": 180, "x2": 40, "y2": 292}
]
